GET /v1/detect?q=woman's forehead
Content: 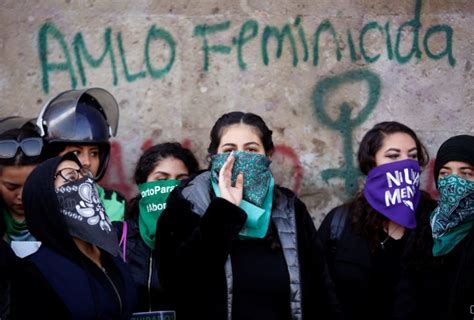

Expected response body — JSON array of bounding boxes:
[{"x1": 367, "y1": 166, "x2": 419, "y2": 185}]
[
  {"x1": 56, "y1": 159, "x2": 80, "y2": 171},
  {"x1": 442, "y1": 161, "x2": 474, "y2": 169}
]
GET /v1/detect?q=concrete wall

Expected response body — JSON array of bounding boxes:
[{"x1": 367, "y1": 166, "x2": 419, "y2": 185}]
[{"x1": 1, "y1": 0, "x2": 473, "y2": 224}]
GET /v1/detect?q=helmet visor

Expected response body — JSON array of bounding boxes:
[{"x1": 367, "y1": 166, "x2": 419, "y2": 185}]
[{"x1": 37, "y1": 88, "x2": 119, "y2": 140}]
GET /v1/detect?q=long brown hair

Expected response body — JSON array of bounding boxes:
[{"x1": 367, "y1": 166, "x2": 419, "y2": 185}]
[{"x1": 350, "y1": 121, "x2": 430, "y2": 252}]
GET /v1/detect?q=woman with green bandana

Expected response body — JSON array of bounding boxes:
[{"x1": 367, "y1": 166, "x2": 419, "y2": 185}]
[
  {"x1": 115, "y1": 142, "x2": 199, "y2": 314},
  {"x1": 0, "y1": 117, "x2": 44, "y2": 319},
  {"x1": 394, "y1": 134, "x2": 474, "y2": 320},
  {"x1": 0, "y1": 117, "x2": 44, "y2": 251},
  {"x1": 155, "y1": 112, "x2": 342, "y2": 320}
]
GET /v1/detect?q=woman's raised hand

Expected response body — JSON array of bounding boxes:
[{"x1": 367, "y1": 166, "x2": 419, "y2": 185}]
[{"x1": 218, "y1": 152, "x2": 243, "y2": 206}]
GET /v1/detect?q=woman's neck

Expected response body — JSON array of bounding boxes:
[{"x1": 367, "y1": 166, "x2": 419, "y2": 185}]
[
  {"x1": 385, "y1": 221, "x2": 405, "y2": 240},
  {"x1": 10, "y1": 212, "x2": 25, "y2": 223},
  {"x1": 73, "y1": 238, "x2": 102, "y2": 267}
]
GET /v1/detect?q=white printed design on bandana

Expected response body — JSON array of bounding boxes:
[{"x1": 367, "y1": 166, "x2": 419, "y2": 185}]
[
  {"x1": 76, "y1": 180, "x2": 112, "y2": 232},
  {"x1": 57, "y1": 178, "x2": 112, "y2": 233},
  {"x1": 385, "y1": 168, "x2": 420, "y2": 209}
]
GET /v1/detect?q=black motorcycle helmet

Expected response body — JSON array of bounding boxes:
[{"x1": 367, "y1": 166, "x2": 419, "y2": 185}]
[{"x1": 37, "y1": 88, "x2": 119, "y2": 181}]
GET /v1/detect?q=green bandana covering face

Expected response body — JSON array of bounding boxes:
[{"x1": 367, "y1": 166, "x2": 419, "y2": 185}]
[
  {"x1": 430, "y1": 175, "x2": 474, "y2": 256},
  {"x1": 138, "y1": 179, "x2": 180, "y2": 249},
  {"x1": 210, "y1": 151, "x2": 274, "y2": 239},
  {"x1": 210, "y1": 151, "x2": 272, "y2": 207}
]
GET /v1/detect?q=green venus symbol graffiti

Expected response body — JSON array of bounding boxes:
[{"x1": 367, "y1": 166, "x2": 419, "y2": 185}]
[{"x1": 313, "y1": 69, "x2": 381, "y2": 195}]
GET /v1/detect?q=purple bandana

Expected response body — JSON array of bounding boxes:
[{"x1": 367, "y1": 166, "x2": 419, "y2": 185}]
[{"x1": 364, "y1": 159, "x2": 421, "y2": 228}]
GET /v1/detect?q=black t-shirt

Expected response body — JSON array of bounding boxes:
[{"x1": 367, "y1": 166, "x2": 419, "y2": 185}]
[
  {"x1": 370, "y1": 231, "x2": 409, "y2": 319},
  {"x1": 231, "y1": 237, "x2": 292, "y2": 320}
]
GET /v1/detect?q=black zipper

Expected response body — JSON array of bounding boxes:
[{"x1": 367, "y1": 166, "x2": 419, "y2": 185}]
[
  {"x1": 147, "y1": 250, "x2": 153, "y2": 312},
  {"x1": 101, "y1": 266, "x2": 123, "y2": 315}
]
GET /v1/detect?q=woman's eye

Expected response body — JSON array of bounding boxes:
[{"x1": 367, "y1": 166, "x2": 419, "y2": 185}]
[
  {"x1": 409, "y1": 154, "x2": 418, "y2": 160},
  {"x1": 462, "y1": 170, "x2": 473, "y2": 177},
  {"x1": 72, "y1": 150, "x2": 80, "y2": 156},
  {"x1": 64, "y1": 175, "x2": 76, "y2": 182},
  {"x1": 387, "y1": 154, "x2": 398, "y2": 159},
  {"x1": 439, "y1": 171, "x2": 449, "y2": 177},
  {"x1": 90, "y1": 151, "x2": 99, "y2": 158},
  {"x1": 5, "y1": 184, "x2": 17, "y2": 191}
]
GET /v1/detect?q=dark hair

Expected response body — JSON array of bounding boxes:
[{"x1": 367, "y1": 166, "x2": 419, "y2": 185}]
[
  {"x1": 0, "y1": 125, "x2": 44, "y2": 167},
  {"x1": 351, "y1": 121, "x2": 431, "y2": 252},
  {"x1": 357, "y1": 121, "x2": 429, "y2": 175},
  {"x1": 126, "y1": 142, "x2": 199, "y2": 219},
  {"x1": 207, "y1": 112, "x2": 274, "y2": 157},
  {"x1": 133, "y1": 142, "x2": 199, "y2": 185}
]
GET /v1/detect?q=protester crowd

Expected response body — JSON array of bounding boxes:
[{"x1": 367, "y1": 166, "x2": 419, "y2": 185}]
[{"x1": 1, "y1": 88, "x2": 473, "y2": 319}]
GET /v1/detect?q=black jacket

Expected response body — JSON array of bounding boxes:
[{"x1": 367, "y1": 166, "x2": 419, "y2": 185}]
[
  {"x1": 114, "y1": 218, "x2": 173, "y2": 312},
  {"x1": 318, "y1": 197, "x2": 436, "y2": 320},
  {"x1": 0, "y1": 239, "x2": 17, "y2": 320},
  {"x1": 11, "y1": 245, "x2": 137, "y2": 319},
  {"x1": 393, "y1": 207, "x2": 474, "y2": 320},
  {"x1": 155, "y1": 172, "x2": 342, "y2": 320},
  {"x1": 1, "y1": 199, "x2": 18, "y2": 320},
  {"x1": 10, "y1": 154, "x2": 137, "y2": 319}
]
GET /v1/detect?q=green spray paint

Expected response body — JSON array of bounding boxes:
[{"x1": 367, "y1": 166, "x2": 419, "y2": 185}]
[
  {"x1": 359, "y1": 22, "x2": 384, "y2": 63},
  {"x1": 117, "y1": 32, "x2": 146, "y2": 82},
  {"x1": 235, "y1": 20, "x2": 259, "y2": 71},
  {"x1": 73, "y1": 27, "x2": 118, "y2": 86},
  {"x1": 37, "y1": 0, "x2": 457, "y2": 93},
  {"x1": 295, "y1": 16, "x2": 308, "y2": 62},
  {"x1": 312, "y1": 69, "x2": 381, "y2": 195},
  {"x1": 194, "y1": 21, "x2": 232, "y2": 72},
  {"x1": 145, "y1": 25, "x2": 176, "y2": 79},
  {"x1": 423, "y1": 25, "x2": 456, "y2": 66},
  {"x1": 38, "y1": 23, "x2": 77, "y2": 93},
  {"x1": 384, "y1": 22, "x2": 394, "y2": 60},
  {"x1": 394, "y1": 0, "x2": 422, "y2": 63},
  {"x1": 313, "y1": 20, "x2": 342, "y2": 66},
  {"x1": 347, "y1": 30, "x2": 358, "y2": 62},
  {"x1": 262, "y1": 24, "x2": 298, "y2": 66}
]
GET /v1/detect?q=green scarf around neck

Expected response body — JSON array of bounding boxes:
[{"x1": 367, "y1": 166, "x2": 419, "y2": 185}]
[
  {"x1": 2, "y1": 207, "x2": 32, "y2": 244},
  {"x1": 138, "y1": 179, "x2": 179, "y2": 249},
  {"x1": 430, "y1": 175, "x2": 474, "y2": 256}
]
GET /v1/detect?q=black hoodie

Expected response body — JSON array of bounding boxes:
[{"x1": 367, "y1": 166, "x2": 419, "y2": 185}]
[{"x1": 10, "y1": 154, "x2": 137, "y2": 319}]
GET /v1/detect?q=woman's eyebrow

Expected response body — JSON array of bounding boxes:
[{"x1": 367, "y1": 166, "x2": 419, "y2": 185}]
[
  {"x1": 220, "y1": 143, "x2": 237, "y2": 148},
  {"x1": 244, "y1": 142, "x2": 261, "y2": 146},
  {"x1": 153, "y1": 171, "x2": 170, "y2": 176}
]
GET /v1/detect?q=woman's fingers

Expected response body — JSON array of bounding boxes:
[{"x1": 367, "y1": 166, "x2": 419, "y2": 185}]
[
  {"x1": 235, "y1": 172, "x2": 244, "y2": 190},
  {"x1": 217, "y1": 152, "x2": 243, "y2": 206},
  {"x1": 219, "y1": 152, "x2": 235, "y2": 185}
]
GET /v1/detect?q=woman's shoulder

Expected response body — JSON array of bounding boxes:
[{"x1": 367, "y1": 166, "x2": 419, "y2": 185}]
[
  {"x1": 11, "y1": 250, "x2": 49, "y2": 285},
  {"x1": 319, "y1": 202, "x2": 352, "y2": 229},
  {"x1": 318, "y1": 202, "x2": 354, "y2": 245},
  {"x1": 273, "y1": 186, "x2": 309, "y2": 218},
  {"x1": 273, "y1": 185, "x2": 307, "y2": 206},
  {"x1": 166, "y1": 171, "x2": 213, "y2": 215}
]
